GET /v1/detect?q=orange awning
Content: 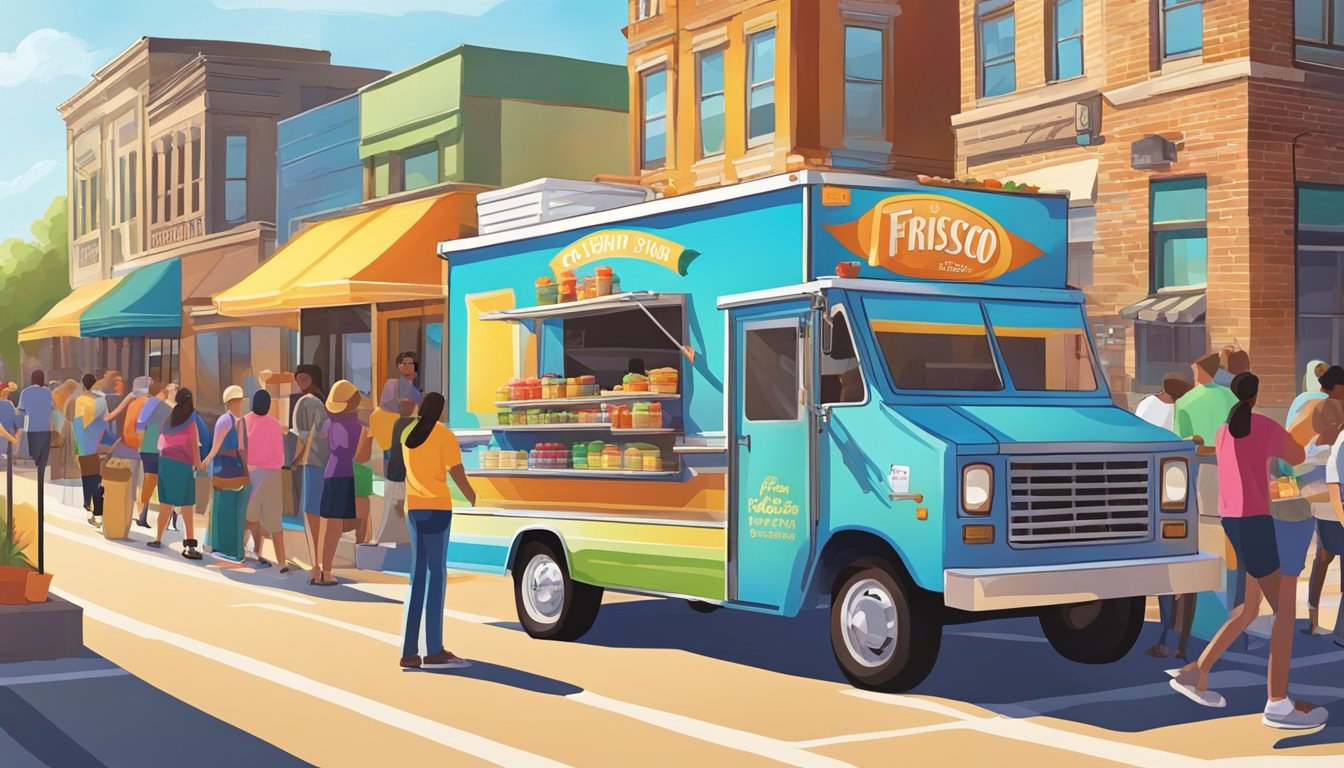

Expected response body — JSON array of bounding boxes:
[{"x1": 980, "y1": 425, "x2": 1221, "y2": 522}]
[{"x1": 213, "y1": 191, "x2": 474, "y2": 317}]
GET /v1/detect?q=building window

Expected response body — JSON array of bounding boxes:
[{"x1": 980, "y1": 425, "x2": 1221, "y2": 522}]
[
  {"x1": 401, "y1": 143, "x2": 439, "y2": 192},
  {"x1": 698, "y1": 47, "x2": 726, "y2": 158},
  {"x1": 77, "y1": 177, "x2": 89, "y2": 237},
  {"x1": 301, "y1": 306, "x2": 373, "y2": 398},
  {"x1": 978, "y1": 0, "x2": 1016, "y2": 98},
  {"x1": 195, "y1": 329, "x2": 252, "y2": 422},
  {"x1": 1051, "y1": 0, "x2": 1084, "y2": 80},
  {"x1": 844, "y1": 26, "x2": 887, "y2": 140},
  {"x1": 1150, "y1": 177, "x2": 1208, "y2": 290},
  {"x1": 174, "y1": 131, "x2": 186, "y2": 220},
  {"x1": 224, "y1": 134, "x2": 248, "y2": 225},
  {"x1": 641, "y1": 68, "x2": 668, "y2": 169},
  {"x1": 1297, "y1": 185, "x2": 1344, "y2": 375},
  {"x1": 190, "y1": 130, "x2": 201, "y2": 213},
  {"x1": 1136, "y1": 321, "x2": 1207, "y2": 389},
  {"x1": 117, "y1": 151, "x2": 138, "y2": 224},
  {"x1": 747, "y1": 28, "x2": 777, "y2": 145},
  {"x1": 146, "y1": 338, "x2": 180, "y2": 386},
  {"x1": 159, "y1": 144, "x2": 172, "y2": 223},
  {"x1": 1161, "y1": 0, "x2": 1203, "y2": 60},
  {"x1": 1297, "y1": 0, "x2": 1344, "y2": 68},
  {"x1": 636, "y1": 0, "x2": 660, "y2": 20},
  {"x1": 151, "y1": 149, "x2": 160, "y2": 225}
]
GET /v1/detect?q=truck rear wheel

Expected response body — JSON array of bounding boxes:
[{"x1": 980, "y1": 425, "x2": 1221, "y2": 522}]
[
  {"x1": 1039, "y1": 597, "x2": 1144, "y2": 664},
  {"x1": 830, "y1": 559, "x2": 941, "y2": 692},
  {"x1": 513, "y1": 541, "x2": 602, "y2": 641}
]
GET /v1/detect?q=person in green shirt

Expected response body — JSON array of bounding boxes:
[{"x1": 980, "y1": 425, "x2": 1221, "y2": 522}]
[{"x1": 1174, "y1": 352, "x2": 1239, "y2": 453}]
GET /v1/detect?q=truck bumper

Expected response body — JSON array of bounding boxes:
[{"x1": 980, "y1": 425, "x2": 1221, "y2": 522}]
[{"x1": 943, "y1": 553, "x2": 1222, "y2": 612}]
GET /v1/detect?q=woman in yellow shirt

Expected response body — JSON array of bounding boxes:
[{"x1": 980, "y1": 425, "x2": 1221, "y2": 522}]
[{"x1": 399, "y1": 392, "x2": 476, "y2": 670}]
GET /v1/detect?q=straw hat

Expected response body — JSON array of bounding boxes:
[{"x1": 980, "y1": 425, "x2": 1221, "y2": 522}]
[
  {"x1": 222, "y1": 385, "x2": 245, "y2": 405},
  {"x1": 325, "y1": 379, "x2": 362, "y2": 414}
]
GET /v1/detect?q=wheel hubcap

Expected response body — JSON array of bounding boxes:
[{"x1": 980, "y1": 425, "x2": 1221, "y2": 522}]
[
  {"x1": 522, "y1": 555, "x2": 565, "y2": 624},
  {"x1": 841, "y1": 578, "x2": 898, "y2": 668}
]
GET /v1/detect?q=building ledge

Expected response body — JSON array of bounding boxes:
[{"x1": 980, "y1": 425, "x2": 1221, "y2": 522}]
[
  {"x1": 953, "y1": 77, "x2": 1102, "y2": 129},
  {"x1": 1103, "y1": 58, "x2": 1305, "y2": 107}
]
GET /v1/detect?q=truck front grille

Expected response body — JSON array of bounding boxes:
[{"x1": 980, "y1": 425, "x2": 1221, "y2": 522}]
[{"x1": 1008, "y1": 458, "x2": 1152, "y2": 546}]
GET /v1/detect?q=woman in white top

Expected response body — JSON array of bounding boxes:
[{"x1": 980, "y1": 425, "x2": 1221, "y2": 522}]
[{"x1": 1135, "y1": 372, "x2": 1194, "y2": 434}]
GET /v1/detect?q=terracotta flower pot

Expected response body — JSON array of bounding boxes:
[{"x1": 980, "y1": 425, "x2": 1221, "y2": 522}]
[
  {"x1": 0, "y1": 566, "x2": 28, "y2": 605},
  {"x1": 25, "y1": 572, "x2": 52, "y2": 604}
]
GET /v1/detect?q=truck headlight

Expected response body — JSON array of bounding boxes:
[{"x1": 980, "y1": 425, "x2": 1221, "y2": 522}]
[
  {"x1": 962, "y1": 464, "x2": 993, "y2": 516},
  {"x1": 1161, "y1": 458, "x2": 1188, "y2": 510}
]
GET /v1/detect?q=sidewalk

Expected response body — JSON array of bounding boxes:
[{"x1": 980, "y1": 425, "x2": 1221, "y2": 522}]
[{"x1": 0, "y1": 652, "x2": 313, "y2": 767}]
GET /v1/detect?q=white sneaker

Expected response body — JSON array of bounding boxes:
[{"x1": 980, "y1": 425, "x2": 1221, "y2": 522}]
[{"x1": 1263, "y1": 702, "x2": 1328, "y2": 730}]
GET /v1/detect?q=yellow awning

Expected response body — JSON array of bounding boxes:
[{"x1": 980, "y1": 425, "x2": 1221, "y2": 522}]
[
  {"x1": 213, "y1": 192, "x2": 472, "y2": 317},
  {"x1": 18, "y1": 277, "x2": 123, "y2": 343}
]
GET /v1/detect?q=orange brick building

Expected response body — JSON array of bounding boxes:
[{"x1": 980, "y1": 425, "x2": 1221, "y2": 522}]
[
  {"x1": 623, "y1": 0, "x2": 960, "y2": 194},
  {"x1": 953, "y1": 0, "x2": 1344, "y2": 408}
]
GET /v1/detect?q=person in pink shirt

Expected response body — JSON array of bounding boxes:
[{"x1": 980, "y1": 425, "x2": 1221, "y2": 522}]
[
  {"x1": 243, "y1": 390, "x2": 288, "y2": 573},
  {"x1": 1170, "y1": 372, "x2": 1326, "y2": 730}
]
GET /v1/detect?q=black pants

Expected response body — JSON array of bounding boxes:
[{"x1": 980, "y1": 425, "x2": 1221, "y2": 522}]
[
  {"x1": 80, "y1": 470, "x2": 104, "y2": 517},
  {"x1": 25, "y1": 432, "x2": 50, "y2": 468}
]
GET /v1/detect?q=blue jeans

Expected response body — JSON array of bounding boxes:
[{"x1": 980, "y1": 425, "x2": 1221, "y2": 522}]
[{"x1": 403, "y1": 509, "x2": 452, "y2": 658}]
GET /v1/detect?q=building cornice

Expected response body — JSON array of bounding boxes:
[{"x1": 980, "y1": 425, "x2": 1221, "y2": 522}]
[
  {"x1": 952, "y1": 77, "x2": 1101, "y2": 129},
  {"x1": 57, "y1": 38, "x2": 150, "y2": 118},
  {"x1": 113, "y1": 221, "x2": 276, "y2": 277}
]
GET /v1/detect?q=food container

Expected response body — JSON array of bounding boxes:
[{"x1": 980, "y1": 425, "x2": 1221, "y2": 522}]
[
  {"x1": 587, "y1": 441, "x2": 605, "y2": 468},
  {"x1": 602, "y1": 445, "x2": 622, "y2": 470},
  {"x1": 649, "y1": 368, "x2": 679, "y2": 394},
  {"x1": 631, "y1": 403, "x2": 650, "y2": 430},
  {"x1": 565, "y1": 378, "x2": 581, "y2": 398},
  {"x1": 611, "y1": 275, "x2": 621, "y2": 294},
  {"x1": 642, "y1": 449, "x2": 660, "y2": 472},
  {"x1": 541, "y1": 375, "x2": 564, "y2": 400},
  {"x1": 581, "y1": 277, "x2": 597, "y2": 300},
  {"x1": 579, "y1": 375, "x2": 599, "y2": 397},
  {"x1": 536, "y1": 277, "x2": 558, "y2": 305},
  {"x1": 496, "y1": 385, "x2": 511, "y2": 403},
  {"x1": 559, "y1": 272, "x2": 578, "y2": 303},
  {"x1": 572, "y1": 444, "x2": 588, "y2": 468},
  {"x1": 649, "y1": 402, "x2": 662, "y2": 426},
  {"x1": 595, "y1": 266, "x2": 614, "y2": 297},
  {"x1": 509, "y1": 378, "x2": 526, "y2": 401},
  {"x1": 624, "y1": 447, "x2": 643, "y2": 471},
  {"x1": 524, "y1": 377, "x2": 542, "y2": 400},
  {"x1": 482, "y1": 450, "x2": 500, "y2": 469},
  {"x1": 496, "y1": 409, "x2": 512, "y2": 426},
  {"x1": 623, "y1": 373, "x2": 650, "y2": 393}
]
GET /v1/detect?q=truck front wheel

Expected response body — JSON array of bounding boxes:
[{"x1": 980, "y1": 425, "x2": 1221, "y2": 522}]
[
  {"x1": 830, "y1": 559, "x2": 941, "y2": 692},
  {"x1": 1039, "y1": 597, "x2": 1144, "y2": 664},
  {"x1": 513, "y1": 541, "x2": 603, "y2": 641}
]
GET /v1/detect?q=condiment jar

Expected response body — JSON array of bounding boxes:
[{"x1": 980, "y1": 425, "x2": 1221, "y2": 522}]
[
  {"x1": 559, "y1": 272, "x2": 578, "y2": 303},
  {"x1": 595, "y1": 266, "x2": 614, "y2": 297},
  {"x1": 624, "y1": 447, "x2": 642, "y2": 471}
]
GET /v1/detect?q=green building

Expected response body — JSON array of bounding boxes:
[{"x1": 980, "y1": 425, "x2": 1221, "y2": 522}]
[{"x1": 359, "y1": 45, "x2": 631, "y2": 199}]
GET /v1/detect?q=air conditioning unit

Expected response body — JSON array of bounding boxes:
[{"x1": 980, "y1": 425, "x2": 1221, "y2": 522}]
[{"x1": 477, "y1": 178, "x2": 653, "y2": 235}]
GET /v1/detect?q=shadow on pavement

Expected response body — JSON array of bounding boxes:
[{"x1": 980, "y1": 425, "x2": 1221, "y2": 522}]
[
  {"x1": 408, "y1": 661, "x2": 584, "y2": 697},
  {"x1": 581, "y1": 598, "x2": 1344, "y2": 744}
]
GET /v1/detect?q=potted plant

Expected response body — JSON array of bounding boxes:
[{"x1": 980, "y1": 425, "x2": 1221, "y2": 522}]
[{"x1": 0, "y1": 524, "x2": 51, "y2": 604}]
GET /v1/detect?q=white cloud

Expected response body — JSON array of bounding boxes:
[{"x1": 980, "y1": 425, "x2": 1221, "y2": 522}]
[
  {"x1": 213, "y1": 0, "x2": 505, "y2": 16},
  {"x1": 0, "y1": 29, "x2": 99, "y2": 88},
  {"x1": 0, "y1": 160, "x2": 61, "y2": 202}
]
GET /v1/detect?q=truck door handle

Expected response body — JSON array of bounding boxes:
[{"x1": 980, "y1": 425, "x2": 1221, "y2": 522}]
[{"x1": 737, "y1": 434, "x2": 751, "y2": 451}]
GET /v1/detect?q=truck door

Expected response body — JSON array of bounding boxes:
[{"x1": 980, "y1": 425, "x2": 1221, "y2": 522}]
[{"x1": 729, "y1": 301, "x2": 815, "y2": 611}]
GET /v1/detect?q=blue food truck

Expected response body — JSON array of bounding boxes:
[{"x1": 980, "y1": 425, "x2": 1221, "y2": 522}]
[{"x1": 437, "y1": 172, "x2": 1221, "y2": 691}]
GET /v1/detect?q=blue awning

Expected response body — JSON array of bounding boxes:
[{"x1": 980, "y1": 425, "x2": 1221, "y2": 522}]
[{"x1": 80, "y1": 258, "x2": 182, "y2": 337}]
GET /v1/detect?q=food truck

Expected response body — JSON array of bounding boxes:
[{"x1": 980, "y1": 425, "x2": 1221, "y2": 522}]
[{"x1": 437, "y1": 172, "x2": 1221, "y2": 692}]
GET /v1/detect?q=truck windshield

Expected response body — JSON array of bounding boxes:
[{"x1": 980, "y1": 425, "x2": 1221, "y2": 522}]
[
  {"x1": 985, "y1": 302, "x2": 1098, "y2": 392},
  {"x1": 866, "y1": 296, "x2": 1003, "y2": 391}
]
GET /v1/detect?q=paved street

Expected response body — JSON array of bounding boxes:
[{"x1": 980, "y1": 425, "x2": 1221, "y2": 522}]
[{"x1": 4, "y1": 469, "x2": 1344, "y2": 767}]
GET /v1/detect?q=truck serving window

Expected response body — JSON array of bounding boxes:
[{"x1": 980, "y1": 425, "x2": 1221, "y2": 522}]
[
  {"x1": 986, "y1": 302, "x2": 1098, "y2": 392},
  {"x1": 865, "y1": 297, "x2": 1002, "y2": 392}
]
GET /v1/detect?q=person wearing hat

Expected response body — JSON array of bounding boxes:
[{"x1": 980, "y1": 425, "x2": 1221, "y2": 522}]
[
  {"x1": 202, "y1": 385, "x2": 250, "y2": 561},
  {"x1": 314, "y1": 380, "x2": 372, "y2": 586}
]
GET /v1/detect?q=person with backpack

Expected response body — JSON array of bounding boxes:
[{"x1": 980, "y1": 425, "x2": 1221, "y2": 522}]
[
  {"x1": 102, "y1": 376, "x2": 151, "y2": 526},
  {"x1": 74, "y1": 374, "x2": 107, "y2": 528},
  {"x1": 376, "y1": 397, "x2": 417, "y2": 545},
  {"x1": 202, "y1": 386, "x2": 250, "y2": 562},
  {"x1": 243, "y1": 389, "x2": 287, "y2": 572},
  {"x1": 314, "y1": 380, "x2": 372, "y2": 586},
  {"x1": 149, "y1": 388, "x2": 209, "y2": 560}
]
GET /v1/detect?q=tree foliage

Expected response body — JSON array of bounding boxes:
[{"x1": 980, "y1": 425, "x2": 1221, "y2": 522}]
[{"x1": 0, "y1": 196, "x2": 70, "y2": 378}]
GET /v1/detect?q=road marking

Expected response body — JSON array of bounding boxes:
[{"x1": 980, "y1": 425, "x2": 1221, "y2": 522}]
[
  {"x1": 0, "y1": 669, "x2": 131, "y2": 687},
  {"x1": 57, "y1": 589, "x2": 571, "y2": 768},
  {"x1": 844, "y1": 689, "x2": 1344, "y2": 767},
  {"x1": 787, "y1": 721, "x2": 967, "y2": 748},
  {"x1": 45, "y1": 520, "x2": 314, "y2": 606},
  {"x1": 232, "y1": 603, "x2": 857, "y2": 768},
  {"x1": 567, "y1": 691, "x2": 856, "y2": 768}
]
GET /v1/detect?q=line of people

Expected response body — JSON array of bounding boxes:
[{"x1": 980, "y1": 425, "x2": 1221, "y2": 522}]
[{"x1": 1135, "y1": 347, "x2": 1344, "y2": 729}]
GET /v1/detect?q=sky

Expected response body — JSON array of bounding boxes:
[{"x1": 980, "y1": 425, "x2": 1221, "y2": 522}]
[{"x1": 0, "y1": 0, "x2": 628, "y2": 242}]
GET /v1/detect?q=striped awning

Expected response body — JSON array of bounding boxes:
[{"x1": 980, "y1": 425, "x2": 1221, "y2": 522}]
[{"x1": 1120, "y1": 289, "x2": 1206, "y2": 324}]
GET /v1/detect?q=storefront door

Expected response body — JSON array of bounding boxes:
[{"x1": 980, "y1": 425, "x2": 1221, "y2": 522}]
[{"x1": 729, "y1": 301, "x2": 815, "y2": 610}]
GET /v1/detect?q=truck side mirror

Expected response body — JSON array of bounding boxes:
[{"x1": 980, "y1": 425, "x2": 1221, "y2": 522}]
[{"x1": 821, "y1": 313, "x2": 834, "y2": 356}]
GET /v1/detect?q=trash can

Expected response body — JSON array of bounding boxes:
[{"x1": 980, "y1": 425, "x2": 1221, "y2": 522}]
[{"x1": 102, "y1": 458, "x2": 134, "y2": 540}]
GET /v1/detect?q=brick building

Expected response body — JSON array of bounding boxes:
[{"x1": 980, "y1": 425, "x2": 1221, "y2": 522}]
[
  {"x1": 623, "y1": 0, "x2": 960, "y2": 194},
  {"x1": 952, "y1": 0, "x2": 1344, "y2": 408}
]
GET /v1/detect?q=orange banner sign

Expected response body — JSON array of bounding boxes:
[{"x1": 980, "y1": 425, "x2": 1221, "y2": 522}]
[{"x1": 825, "y1": 194, "x2": 1044, "y2": 282}]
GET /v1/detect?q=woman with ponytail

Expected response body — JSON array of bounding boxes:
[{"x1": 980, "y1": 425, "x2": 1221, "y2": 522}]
[
  {"x1": 149, "y1": 388, "x2": 209, "y2": 560},
  {"x1": 1170, "y1": 372, "x2": 1327, "y2": 729},
  {"x1": 398, "y1": 392, "x2": 476, "y2": 670}
]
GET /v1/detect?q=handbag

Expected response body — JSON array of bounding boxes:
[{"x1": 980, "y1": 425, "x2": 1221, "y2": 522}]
[
  {"x1": 1270, "y1": 497, "x2": 1313, "y2": 523},
  {"x1": 212, "y1": 414, "x2": 249, "y2": 492}
]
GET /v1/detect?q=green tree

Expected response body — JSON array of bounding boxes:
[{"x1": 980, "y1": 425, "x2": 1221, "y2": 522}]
[{"x1": 0, "y1": 196, "x2": 70, "y2": 378}]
